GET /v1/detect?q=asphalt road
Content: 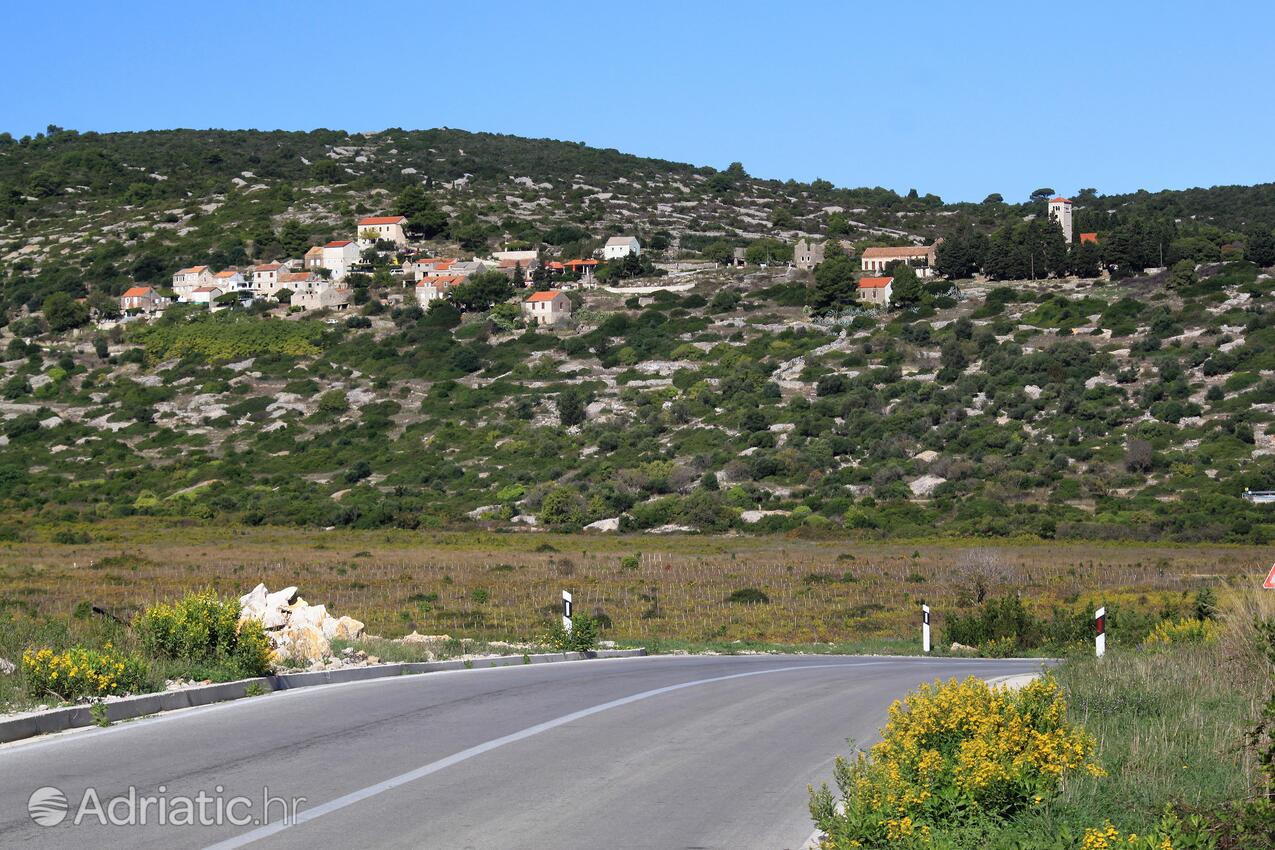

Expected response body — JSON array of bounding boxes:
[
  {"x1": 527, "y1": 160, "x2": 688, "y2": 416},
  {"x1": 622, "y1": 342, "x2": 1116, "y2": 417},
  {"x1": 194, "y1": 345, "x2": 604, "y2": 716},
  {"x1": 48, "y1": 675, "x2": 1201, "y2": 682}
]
[{"x1": 0, "y1": 654, "x2": 1044, "y2": 850}]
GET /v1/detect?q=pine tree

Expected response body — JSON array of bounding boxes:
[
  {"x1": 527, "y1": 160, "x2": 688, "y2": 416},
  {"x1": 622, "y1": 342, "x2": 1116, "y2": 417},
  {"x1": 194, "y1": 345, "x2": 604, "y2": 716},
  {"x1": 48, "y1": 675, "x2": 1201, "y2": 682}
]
[
  {"x1": 889, "y1": 264, "x2": 923, "y2": 309},
  {"x1": 810, "y1": 251, "x2": 856, "y2": 314}
]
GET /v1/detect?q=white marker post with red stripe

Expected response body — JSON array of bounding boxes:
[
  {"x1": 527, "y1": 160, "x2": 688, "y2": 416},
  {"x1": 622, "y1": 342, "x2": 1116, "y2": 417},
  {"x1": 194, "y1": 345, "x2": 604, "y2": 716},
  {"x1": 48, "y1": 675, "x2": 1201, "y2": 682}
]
[
  {"x1": 922, "y1": 604, "x2": 931, "y2": 653},
  {"x1": 562, "y1": 590, "x2": 573, "y2": 633},
  {"x1": 1094, "y1": 606, "x2": 1106, "y2": 658}
]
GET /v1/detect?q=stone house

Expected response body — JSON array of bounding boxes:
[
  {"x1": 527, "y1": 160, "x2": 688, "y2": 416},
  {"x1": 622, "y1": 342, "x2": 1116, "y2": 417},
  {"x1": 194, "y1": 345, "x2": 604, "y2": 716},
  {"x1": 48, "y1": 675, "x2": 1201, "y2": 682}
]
[
  {"x1": 522, "y1": 289, "x2": 572, "y2": 326},
  {"x1": 416, "y1": 275, "x2": 466, "y2": 307},
  {"x1": 857, "y1": 276, "x2": 893, "y2": 306},
  {"x1": 120, "y1": 286, "x2": 168, "y2": 314},
  {"x1": 357, "y1": 215, "x2": 408, "y2": 248},
  {"x1": 188, "y1": 286, "x2": 223, "y2": 306},
  {"x1": 291, "y1": 279, "x2": 351, "y2": 311},
  {"x1": 172, "y1": 265, "x2": 215, "y2": 299},
  {"x1": 860, "y1": 245, "x2": 938, "y2": 277},
  {"x1": 604, "y1": 235, "x2": 641, "y2": 260},
  {"x1": 320, "y1": 240, "x2": 360, "y2": 279},
  {"x1": 793, "y1": 238, "x2": 855, "y2": 271},
  {"x1": 304, "y1": 246, "x2": 325, "y2": 271}
]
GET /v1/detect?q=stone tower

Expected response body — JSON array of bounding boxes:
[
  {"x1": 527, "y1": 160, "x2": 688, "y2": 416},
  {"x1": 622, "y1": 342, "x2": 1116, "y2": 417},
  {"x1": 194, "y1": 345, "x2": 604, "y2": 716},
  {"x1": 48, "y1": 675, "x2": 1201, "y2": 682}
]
[{"x1": 1047, "y1": 197, "x2": 1073, "y2": 244}]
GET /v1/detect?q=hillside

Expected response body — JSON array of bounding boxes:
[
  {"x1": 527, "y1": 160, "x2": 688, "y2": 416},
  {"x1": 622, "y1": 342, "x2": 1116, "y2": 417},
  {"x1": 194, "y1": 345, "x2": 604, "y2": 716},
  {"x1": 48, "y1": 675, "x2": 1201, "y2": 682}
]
[
  {"x1": 3, "y1": 126, "x2": 1275, "y2": 304},
  {"x1": 1, "y1": 127, "x2": 1275, "y2": 544}
]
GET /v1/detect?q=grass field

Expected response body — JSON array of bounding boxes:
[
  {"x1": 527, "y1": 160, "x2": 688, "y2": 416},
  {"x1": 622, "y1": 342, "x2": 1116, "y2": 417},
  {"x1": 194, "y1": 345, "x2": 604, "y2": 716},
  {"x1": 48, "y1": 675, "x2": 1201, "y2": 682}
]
[{"x1": 0, "y1": 520, "x2": 1267, "y2": 645}]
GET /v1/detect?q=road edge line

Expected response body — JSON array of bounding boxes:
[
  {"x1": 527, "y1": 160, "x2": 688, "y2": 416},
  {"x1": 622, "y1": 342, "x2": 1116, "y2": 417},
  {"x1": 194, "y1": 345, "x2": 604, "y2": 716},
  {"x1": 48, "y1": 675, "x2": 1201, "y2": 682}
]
[{"x1": 0, "y1": 648, "x2": 646, "y2": 744}]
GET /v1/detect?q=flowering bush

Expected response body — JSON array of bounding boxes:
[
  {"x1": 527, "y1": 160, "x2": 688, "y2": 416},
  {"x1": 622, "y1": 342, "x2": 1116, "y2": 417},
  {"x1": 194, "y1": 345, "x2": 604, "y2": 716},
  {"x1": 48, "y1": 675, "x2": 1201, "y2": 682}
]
[
  {"x1": 135, "y1": 590, "x2": 274, "y2": 677},
  {"x1": 1142, "y1": 617, "x2": 1221, "y2": 648},
  {"x1": 1079, "y1": 808, "x2": 1215, "y2": 849},
  {"x1": 22, "y1": 644, "x2": 149, "y2": 701},
  {"x1": 810, "y1": 675, "x2": 1103, "y2": 848}
]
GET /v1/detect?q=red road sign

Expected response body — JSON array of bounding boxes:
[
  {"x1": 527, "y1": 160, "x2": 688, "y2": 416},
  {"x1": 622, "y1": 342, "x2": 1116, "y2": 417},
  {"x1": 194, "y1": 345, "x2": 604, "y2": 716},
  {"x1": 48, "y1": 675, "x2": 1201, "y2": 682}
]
[{"x1": 1265, "y1": 563, "x2": 1275, "y2": 589}]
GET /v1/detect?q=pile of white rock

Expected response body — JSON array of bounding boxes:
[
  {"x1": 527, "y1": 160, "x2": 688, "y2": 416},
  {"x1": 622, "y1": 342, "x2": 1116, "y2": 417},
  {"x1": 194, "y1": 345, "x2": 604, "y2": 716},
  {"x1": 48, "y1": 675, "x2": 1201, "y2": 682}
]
[{"x1": 237, "y1": 584, "x2": 365, "y2": 663}]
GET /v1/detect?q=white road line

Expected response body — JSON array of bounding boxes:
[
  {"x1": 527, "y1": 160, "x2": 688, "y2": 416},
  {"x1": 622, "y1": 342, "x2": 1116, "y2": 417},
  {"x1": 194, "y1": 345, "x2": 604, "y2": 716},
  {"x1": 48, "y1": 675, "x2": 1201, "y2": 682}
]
[{"x1": 202, "y1": 661, "x2": 886, "y2": 850}]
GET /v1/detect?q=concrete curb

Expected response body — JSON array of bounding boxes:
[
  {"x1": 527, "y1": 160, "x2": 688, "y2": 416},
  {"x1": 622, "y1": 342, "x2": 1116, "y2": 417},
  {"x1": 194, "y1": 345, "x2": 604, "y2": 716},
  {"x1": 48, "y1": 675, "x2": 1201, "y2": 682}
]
[
  {"x1": 799, "y1": 669, "x2": 1044, "y2": 849},
  {"x1": 0, "y1": 648, "x2": 646, "y2": 745}
]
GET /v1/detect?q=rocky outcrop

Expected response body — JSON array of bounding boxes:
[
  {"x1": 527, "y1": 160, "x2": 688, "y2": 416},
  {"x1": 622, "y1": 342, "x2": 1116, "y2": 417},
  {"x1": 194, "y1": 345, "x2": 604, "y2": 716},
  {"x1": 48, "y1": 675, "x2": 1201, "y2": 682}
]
[
  {"x1": 238, "y1": 583, "x2": 366, "y2": 664},
  {"x1": 0, "y1": 657, "x2": 14, "y2": 676}
]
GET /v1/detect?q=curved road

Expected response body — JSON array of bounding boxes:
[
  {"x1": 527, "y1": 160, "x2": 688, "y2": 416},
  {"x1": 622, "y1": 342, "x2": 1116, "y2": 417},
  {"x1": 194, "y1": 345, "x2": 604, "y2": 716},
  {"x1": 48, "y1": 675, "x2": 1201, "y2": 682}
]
[{"x1": 0, "y1": 654, "x2": 1043, "y2": 849}]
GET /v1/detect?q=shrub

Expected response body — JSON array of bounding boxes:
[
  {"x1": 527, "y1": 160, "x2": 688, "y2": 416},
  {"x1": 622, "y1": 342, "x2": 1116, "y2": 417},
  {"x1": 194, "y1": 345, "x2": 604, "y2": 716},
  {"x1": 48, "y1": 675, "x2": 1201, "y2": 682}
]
[
  {"x1": 727, "y1": 587, "x2": 770, "y2": 604},
  {"x1": 809, "y1": 676, "x2": 1103, "y2": 847},
  {"x1": 22, "y1": 644, "x2": 149, "y2": 701},
  {"x1": 135, "y1": 590, "x2": 274, "y2": 678},
  {"x1": 541, "y1": 614, "x2": 598, "y2": 652},
  {"x1": 945, "y1": 594, "x2": 1042, "y2": 651},
  {"x1": 1142, "y1": 617, "x2": 1221, "y2": 648}
]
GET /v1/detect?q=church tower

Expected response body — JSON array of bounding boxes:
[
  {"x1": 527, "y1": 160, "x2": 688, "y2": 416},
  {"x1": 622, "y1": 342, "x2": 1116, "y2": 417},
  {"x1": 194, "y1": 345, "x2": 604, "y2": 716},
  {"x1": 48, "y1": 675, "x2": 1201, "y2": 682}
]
[{"x1": 1047, "y1": 197, "x2": 1074, "y2": 244}]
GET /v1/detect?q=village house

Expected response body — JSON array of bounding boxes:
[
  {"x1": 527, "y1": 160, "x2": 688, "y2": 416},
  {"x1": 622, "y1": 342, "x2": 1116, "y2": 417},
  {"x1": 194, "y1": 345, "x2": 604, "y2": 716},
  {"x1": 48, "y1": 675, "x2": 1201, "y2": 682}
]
[
  {"x1": 860, "y1": 244, "x2": 938, "y2": 277},
  {"x1": 730, "y1": 247, "x2": 747, "y2": 267},
  {"x1": 604, "y1": 235, "x2": 641, "y2": 260},
  {"x1": 119, "y1": 285, "x2": 168, "y2": 314},
  {"x1": 274, "y1": 271, "x2": 318, "y2": 302},
  {"x1": 320, "y1": 240, "x2": 360, "y2": 279},
  {"x1": 792, "y1": 238, "x2": 855, "y2": 271},
  {"x1": 411, "y1": 259, "x2": 485, "y2": 280},
  {"x1": 188, "y1": 286, "x2": 223, "y2": 306},
  {"x1": 522, "y1": 289, "x2": 572, "y2": 326},
  {"x1": 491, "y1": 249, "x2": 539, "y2": 265},
  {"x1": 401, "y1": 257, "x2": 452, "y2": 281},
  {"x1": 495, "y1": 258, "x2": 536, "y2": 280},
  {"x1": 250, "y1": 262, "x2": 287, "y2": 297},
  {"x1": 171, "y1": 265, "x2": 215, "y2": 298},
  {"x1": 291, "y1": 279, "x2": 351, "y2": 311},
  {"x1": 1079, "y1": 232, "x2": 1098, "y2": 245},
  {"x1": 857, "y1": 276, "x2": 893, "y2": 306},
  {"x1": 416, "y1": 275, "x2": 466, "y2": 307},
  {"x1": 357, "y1": 215, "x2": 409, "y2": 248},
  {"x1": 213, "y1": 269, "x2": 247, "y2": 292},
  {"x1": 304, "y1": 246, "x2": 324, "y2": 271}
]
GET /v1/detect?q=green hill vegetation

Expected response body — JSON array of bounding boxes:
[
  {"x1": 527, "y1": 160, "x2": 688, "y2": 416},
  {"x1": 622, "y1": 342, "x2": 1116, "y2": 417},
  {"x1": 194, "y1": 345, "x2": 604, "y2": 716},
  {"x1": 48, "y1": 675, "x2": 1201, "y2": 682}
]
[{"x1": 2, "y1": 127, "x2": 1275, "y2": 543}]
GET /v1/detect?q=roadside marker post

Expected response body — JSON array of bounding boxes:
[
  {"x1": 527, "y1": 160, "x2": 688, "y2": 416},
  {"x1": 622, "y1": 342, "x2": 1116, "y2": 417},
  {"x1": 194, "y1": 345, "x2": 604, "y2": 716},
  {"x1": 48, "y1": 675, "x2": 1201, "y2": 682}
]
[
  {"x1": 1094, "y1": 606, "x2": 1106, "y2": 658},
  {"x1": 562, "y1": 590, "x2": 573, "y2": 633},
  {"x1": 921, "y1": 604, "x2": 931, "y2": 653},
  {"x1": 1263, "y1": 562, "x2": 1275, "y2": 589}
]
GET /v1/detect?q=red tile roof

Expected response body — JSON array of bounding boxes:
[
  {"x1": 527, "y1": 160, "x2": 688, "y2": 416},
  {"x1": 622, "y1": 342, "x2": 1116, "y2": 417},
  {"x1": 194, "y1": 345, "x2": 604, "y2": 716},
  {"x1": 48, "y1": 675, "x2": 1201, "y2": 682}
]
[
  {"x1": 176, "y1": 265, "x2": 208, "y2": 275},
  {"x1": 325, "y1": 240, "x2": 353, "y2": 248},
  {"x1": 358, "y1": 215, "x2": 407, "y2": 225},
  {"x1": 858, "y1": 276, "x2": 893, "y2": 289},
  {"x1": 122, "y1": 286, "x2": 153, "y2": 297},
  {"x1": 564, "y1": 258, "x2": 599, "y2": 267},
  {"x1": 1079, "y1": 232, "x2": 1098, "y2": 244},
  {"x1": 254, "y1": 262, "x2": 282, "y2": 271},
  {"x1": 861, "y1": 246, "x2": 933, "y2": 259},
  {"x1": 526, "y1": 290, "x2": 562, "y2": 302},
  {"x1": 192, "y1": 286, "x2": 220, "y2": 294},
  {"x1": 1050, "y1": 197, "x2": 1072, "y2": 204},
  {"x1": 417, "y1": 275, "x2": 466, "y2": 289}
]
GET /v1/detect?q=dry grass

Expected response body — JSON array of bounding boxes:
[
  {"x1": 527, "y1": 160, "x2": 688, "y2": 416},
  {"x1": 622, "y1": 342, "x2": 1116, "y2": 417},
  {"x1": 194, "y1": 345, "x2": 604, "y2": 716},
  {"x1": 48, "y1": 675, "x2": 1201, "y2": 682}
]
[{"x1": 0, "y1": 520, "x2": 1268, "y2": 644}]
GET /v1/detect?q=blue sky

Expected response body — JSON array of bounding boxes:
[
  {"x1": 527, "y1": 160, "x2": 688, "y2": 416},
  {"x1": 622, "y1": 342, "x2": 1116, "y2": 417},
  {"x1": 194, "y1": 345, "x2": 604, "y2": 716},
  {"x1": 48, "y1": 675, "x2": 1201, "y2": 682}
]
[{"x1": 4, "y1": 1, "x2": 1273, "y2": 202}]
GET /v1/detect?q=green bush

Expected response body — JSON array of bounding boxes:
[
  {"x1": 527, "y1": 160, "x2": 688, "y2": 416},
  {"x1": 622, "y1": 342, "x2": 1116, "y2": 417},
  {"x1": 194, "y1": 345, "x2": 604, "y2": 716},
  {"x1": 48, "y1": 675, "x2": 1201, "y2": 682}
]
[
  {"x1": 22, "y1": 644, "x2": 150, "y2": 701},
  {"x1": 542, "y1": 614, "x2": 598, "y2": 652},
  {"x1": 727, "y1": 587, "x2": 770, "y2": 604},
  {"x1": 134, "y1": 590, "x2": 274, "y2": 678}
]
